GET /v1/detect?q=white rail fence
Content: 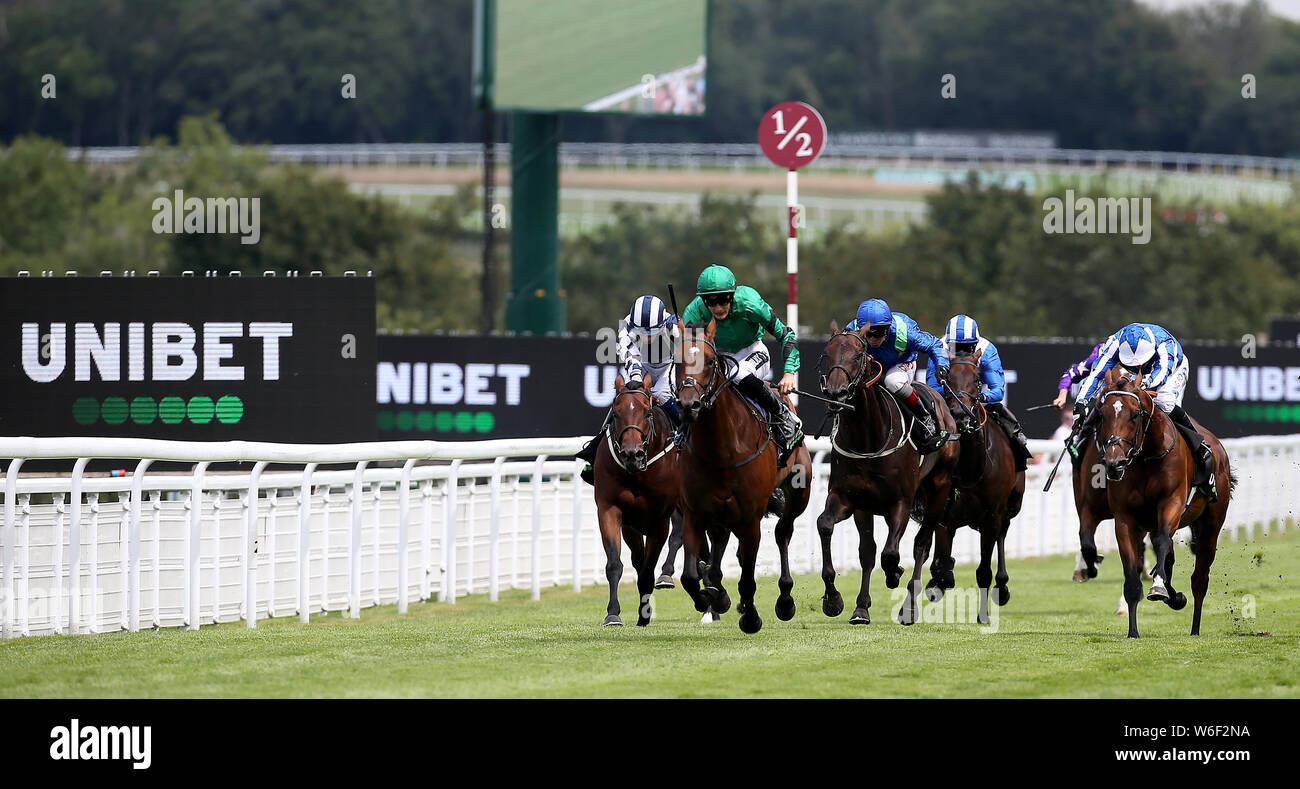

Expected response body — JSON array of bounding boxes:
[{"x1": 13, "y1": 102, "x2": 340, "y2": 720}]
[{"x1": 1, "y1": 435, "x2": 1296, "y2": 638}]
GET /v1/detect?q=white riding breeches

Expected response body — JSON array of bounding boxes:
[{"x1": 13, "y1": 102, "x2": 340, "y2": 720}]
[
  {"x1": 883, "y1": 361, "x2": 917, "y2": 395},
  {"x1": 723, "y1": 339, "x2": 773, "y2": 382},
  {"x1": 1152, "y1": 357, "x2": 1189, "y2": 413},
  {"x1": 631, "y1": 361, "x2": 675, "y2": 402}
]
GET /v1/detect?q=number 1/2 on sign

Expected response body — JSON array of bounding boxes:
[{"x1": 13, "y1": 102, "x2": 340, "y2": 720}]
[{"x1": 758, "y1": 102, "x2": 826, "y2": 171}]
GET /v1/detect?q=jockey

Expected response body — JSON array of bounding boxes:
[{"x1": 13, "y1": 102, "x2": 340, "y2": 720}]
[
  {"x1": 844, "y1": 298, "x2": 950, "y2": 453},
  {"x1": 680, "y1": 264, "x2": 804, "y2": 465},
  {"x1": 1054, "y1": 341, "x2": 1106, "y2": 411},
  {"x1": 925, "y1": 314, "x2": 1032, "y2": 470},
  {"x1": 576, "y1": 294, "x2": 681, "y2": 484},
  {"x1": 1072, "y1": 322, "x2": 1217, "y2": 501}
]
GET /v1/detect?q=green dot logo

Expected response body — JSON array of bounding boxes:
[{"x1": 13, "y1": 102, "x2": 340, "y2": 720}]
[
  {"x1": 435, "y1": 412, "x2": 453, "y2": 432},
  {"x1": 101, "y1": 397, "x2": 129, "y2": 425},
  {"x1": 416, "y1": 411, "x2": 434, "y2": 431},
  {"x1": 72, "y1": 397, "x2": 99, "y2": 426},
  {"x1": 159, "y1": 396, "x2": 187, "y2": 424},
  {"x1": 377, "y1": 411, "x2": 395, "y2": 431},
  {"x1": 215, "y1": 395, "x2": 243, "y2": 424},
  {"x1": 395, "y1": 411, "x2": 415, "y2": 431},
  {"x1": 130, "y1": 396, "x2": 157, "y2": 425},
  {"x1": 454, "y1": 412, "x2": 474, "y2": 432},
  {"x1": 188, "y1": 396, "x2": 215, "y2": 424},
  {"x1": 474, "y1": 412, "x2": 495, "y2": 433}
]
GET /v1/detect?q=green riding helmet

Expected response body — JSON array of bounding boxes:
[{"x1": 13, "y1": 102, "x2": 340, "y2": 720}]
[{"x1": 696, "y1": 264, "x2": 737, "y2": 296}]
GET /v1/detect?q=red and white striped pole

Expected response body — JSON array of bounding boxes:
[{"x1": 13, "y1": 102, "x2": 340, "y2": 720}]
[{"x1": 787, "y1": 168, "x2": 799, "y2": 406}]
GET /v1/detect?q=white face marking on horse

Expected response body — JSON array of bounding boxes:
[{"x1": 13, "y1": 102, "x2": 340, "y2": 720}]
[{"x1": 1113, "y1": 401, "x2": 1123, "y2": 416}]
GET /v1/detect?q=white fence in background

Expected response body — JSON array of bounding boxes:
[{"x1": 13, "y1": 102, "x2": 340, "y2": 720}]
[{"x1": 1, "y1": 435, "x2": 1296, "y2": 638}]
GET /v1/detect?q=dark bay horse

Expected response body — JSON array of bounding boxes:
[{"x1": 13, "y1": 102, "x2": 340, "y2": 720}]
[
  {"x1": 593, "y1": 374, "x2": 681, "y2": 626},
  {"x1": 675, "y1": 320, "x2": 812, "y2": 634},
  {"x1": 816, "y1": 328, "x2": 959, "y2": 625},
  {"x1": 930, "y1": 350, "x2": 1025, "y2": 623},
  {"x1": 1092, "y1": 369, "x2": 1235, "y2": 637}
]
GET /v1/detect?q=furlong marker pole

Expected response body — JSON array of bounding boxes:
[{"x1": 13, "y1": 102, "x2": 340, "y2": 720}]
[{"x1": 787, "y1": 168, "x2": 798, "y2": 407}]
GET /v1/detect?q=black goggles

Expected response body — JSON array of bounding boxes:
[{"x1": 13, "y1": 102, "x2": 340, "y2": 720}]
[
  {"x1": 701, "y1": 293, "x2": 733, "y2": 307},
  {"x1": 864, "y1": 325, "x2": 889, "y2": 338}
]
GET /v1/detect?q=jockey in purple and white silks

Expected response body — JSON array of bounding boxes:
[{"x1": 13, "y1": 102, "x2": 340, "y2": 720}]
[
  {"x1": 926, "y1": 314, "x2": 1033, "y2": 470},
  {"x1": 844, "y1": 298, "x2": 950, "y2": 453},
  {"x1": 1071, "y1": 322, "x2": 1217, "y2": 500},
  {"x1": 1053, "y1": 342, "x2": 1105, "y2": 411},
  {"x1": 576, "y1": 294, "x2": 681, "y2": 484}
]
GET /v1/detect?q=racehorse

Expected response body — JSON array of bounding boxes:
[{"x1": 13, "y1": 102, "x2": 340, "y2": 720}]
[
  {"x1": 1091, "y1": 368, "x2": 1235, "y2": 637},
  {"x1": 929, "y1": 349, "x2": 1025, "y2": 623},
  {"x1": 674, "y1": 320, "x2": 812, "y2": 634},
  {"x1": 592, "y1": 374, "x2": 682, "y2": 626},
  {"x1": 815, "y1": 328, "x2": 959, "y2": 625}
]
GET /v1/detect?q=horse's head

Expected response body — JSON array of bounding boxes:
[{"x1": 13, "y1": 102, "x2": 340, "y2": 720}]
[
  {"x1": 1095, "y1": 366, "x2": 1153, "y2": 481},
  {"x1": 610, "y1": 374, "x2": 657, "y2": 472},
  {"x1": 818, "y1": 327, "x2": 880, "y2": 412},
  {"x1": 674, "y1": 320, "x2": 725, "y2": 423},
  {"x1": 941, "y1": 347, "x2": 985, "y2": 434}
]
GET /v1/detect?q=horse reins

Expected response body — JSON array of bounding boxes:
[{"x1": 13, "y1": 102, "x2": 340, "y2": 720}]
[
  {"x1": 674, "y1": 336, "x2": 775, "y2": 470},
  {"x1": 1095, "y1": 383, "x2": 1174, "y2": 465},
  {"x1": 605, "y1": 386, "x2": 673, "y2": 473},
  {"x1": 818, "y1": 332, "x2": 922, "y2": 460}
]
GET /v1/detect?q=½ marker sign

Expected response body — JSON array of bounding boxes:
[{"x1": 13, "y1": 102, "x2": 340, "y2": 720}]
[{"x1": 758, "y1": 102, "x2": 827, "y2": 170}]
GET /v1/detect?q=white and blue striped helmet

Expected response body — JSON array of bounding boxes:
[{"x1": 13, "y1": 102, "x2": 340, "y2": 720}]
[
  {"x1": 629, "y1": 295, "x2": 671, "y2": 335},
  {"x1": 1118, "y1": 325, "x2": 1158, "y2": 368},
  {"x1": 945, "y1": 314, "x2": 981, "y2": 346}
]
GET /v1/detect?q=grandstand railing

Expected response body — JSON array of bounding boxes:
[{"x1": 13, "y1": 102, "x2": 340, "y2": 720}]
[{"x1": 1, "y1": 435, "x2": 1295, "y2": 638}]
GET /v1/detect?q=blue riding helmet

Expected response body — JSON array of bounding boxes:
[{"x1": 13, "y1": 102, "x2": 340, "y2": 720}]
[
  {"x1": 945, "y1": 314, "x2": 981, "y2": 346},
  {"x1": 1117, "y1": 325, "x2": 1158, "y2": 369},
  {"x1": 855, "y1": 298, "x2": 893, "y2": 328}
]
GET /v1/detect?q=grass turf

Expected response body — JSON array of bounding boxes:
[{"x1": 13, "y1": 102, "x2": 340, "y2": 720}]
[{"x1": 2, "y1": 527, "x2": 1296, "y2": 698}]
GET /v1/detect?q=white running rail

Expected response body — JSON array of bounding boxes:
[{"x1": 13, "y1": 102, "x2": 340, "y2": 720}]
[{"x1": 1, "y1": 435, "x2": 1295, "y2": 638}]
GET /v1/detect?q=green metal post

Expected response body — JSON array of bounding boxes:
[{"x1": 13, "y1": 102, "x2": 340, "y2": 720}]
[{"x1": 506, "y1": 111, "x2": 564, "y2": 334}]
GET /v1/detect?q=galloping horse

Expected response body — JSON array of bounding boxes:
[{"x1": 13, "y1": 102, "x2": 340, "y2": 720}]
[
  {"x1": 815, "y1": 328, "x2": 959, "y2": 625},
  {"x1": 675, "y1": 320, "x2": 812, "y2": 634},
  {"x1": 592, "y1": 374, "x2": 681, "y2": 626},
  {"x1": 929, "y1": 350, "x2": 1025, "y2": 623},
  {"x1": 1091, "y1": 369, "x2": 1234, "y2": 637}
]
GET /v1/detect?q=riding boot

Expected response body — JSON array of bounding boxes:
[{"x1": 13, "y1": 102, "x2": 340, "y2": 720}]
[
  {"x1": 1169, "y1": 405, "x2": 1218, "y2": 502},
  {"x1": 988, "y1": 402, "x2": 1032, "y2": 472},
  {"x1": 576, "y1": 412, "x2": 612, "y2": 485},
  {"x1": 904, "y1": 389, "x2": 946, "y2": 453},
  {"x1": 737, "y1": 375, "x2": 804, "y2": 467}
]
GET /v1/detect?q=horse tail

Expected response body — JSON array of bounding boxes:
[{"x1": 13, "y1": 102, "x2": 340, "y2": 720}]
[{"x1": 1229, "y1": 470, "x2": 1239, "y2": 494}]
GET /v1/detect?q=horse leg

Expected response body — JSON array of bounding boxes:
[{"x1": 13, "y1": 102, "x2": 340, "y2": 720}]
[
  {"x1": 679, "y1": 511, "x2": 712, "y2": 614},
  {"x1": 1189, "y1": 518, "x2": 1222, "y2": 636},
  {"x1": 899, "y1": 519, "x2": 935, "y2": 626},
  {"x1": 927, "y1": 522, "x2": 956, "y2": 602},
  {"x1": 598, "y1": 505, "x2": 625, "y2": 626},
  {"x1": 1077, "y1": 506, "x2": 1103, "y2": 582},
  {"x1": 817, "y1": 491, "x2": 852, "y2": 617},
  {"x1": 637, "y1": 519, "x2": 669, "y2": 626},
  {"x1": 880, "y1": 498, "x2": 911, "y2": 589},
  {"x1": 706, "y1": 526, "x2": 732, "y2": 615},
  {"x1": 774, "y1": 510, "x2": 797, "y2": 621},
  {"x1": 975, "y1": 519, "x2": 996, "y2": 625},
  {"x1": 850, "y1": 509, "x2": 876, "y2": 624},
  {"x1": 1148, "y1": 499, "x2": 1187, "y2": 611},
  {"x1": 993, "y1": 514, "x2": 1011, "y2": 605},
  {"x1": 656, "y1": 510, "x2": 684, "y2": 589},
  {"x1": 736, "y1": 526, "x2": 763, "y2": 634},
  {"x1": 1116, "y1": 518, "x2": 1145, "y2": 638}
]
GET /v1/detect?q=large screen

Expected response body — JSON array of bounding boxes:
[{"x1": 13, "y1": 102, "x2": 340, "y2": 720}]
[
  {"x1": 476, "y1": 0, "x2": 708, "y2": 115},
  {"x1": 0, "y1": 277, "x2": 376, "y2": 443}
]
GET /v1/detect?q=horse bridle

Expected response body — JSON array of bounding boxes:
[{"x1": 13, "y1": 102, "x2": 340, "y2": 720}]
[
  {"x1": 941, "y1": 358, "x2": 987, "y2": 435},
  {"x1": 818, "y1": 330, "x2": 883, "y2": 412},
  {"x1": 1094, "y1": 381, "x2": 1172, "y2": 469},
  {"x1": 609, "y1": 386, "x2": 657, "y2": 467},
  {"x1": 675, "y1": 335, "x2": 736, "y2": 411}
]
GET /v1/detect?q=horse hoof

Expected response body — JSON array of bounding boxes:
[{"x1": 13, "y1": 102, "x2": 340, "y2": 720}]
[
  {"x1": 736, "y1": 599, "x2": 748, "y2": 616},
  {"x1": 849, "y1": 608, "x2": 871, "y2": 625},
  {"x1": 884, "y1": 572, "x2": 902, "y2": 590},
  {"x1": 977, "y1": 614, "x2": 990, "y2": 626},
  {"x1": 1086, "y1": 565, "x2": 1099, "y2": 579},
  {"x1": 1147, "y1": 577, "x2": 1169, "y2": 603},
  {"x1": 636, "y1": 617, "x2": 650, "y2": 627},
  {"x1": 654, "y1": 575, "x2": 675, "y2": 590},
  {"x1": 713, "y1": 589, "x2": 733, "y2": 615},
  {"x1": 739, "y1": 611, "x2": 763, "y2": 634},
  {"x1": 822, "y1": 592, "x2": 844, "y2": 617},
  {"x1": 602, "y1": 615, "x2": 623, "y2": 627},
  {"x1": 1072, "y1": 570, "x2": 1088, "y2": 583},
  {"x1": 898, "y1": 610, "x2": 916, "y2": 626},
  {"x1": 993, "y1": 585, "x2": 1011, "y2": 606},
  {"x1": 924, "y1": 583, "x2": 945, "y2": 603},
  {"x1": 1169, "y1": 592, "x2": 1187, "y2": 611},
  {"x1": 775, "y1": 595, "x2": 796, "y2": 621}
]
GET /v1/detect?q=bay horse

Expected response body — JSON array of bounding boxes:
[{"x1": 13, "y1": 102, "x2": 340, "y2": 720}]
[
  {"x1": 929, "y1": 350, "x2": 1025, "y2": 624},
  {"x1": 815, "y1": 328, "x2": 959, "y2": 625},
  {"x1": 674, "y1": 320, "x2": 812, "y2": 634},
  {"x1": 1092, "y1": 368, "x2": 1235, "y2": 637},
  {"x1": 593, "y1": 374, "x2": 681, "y2": 626}
]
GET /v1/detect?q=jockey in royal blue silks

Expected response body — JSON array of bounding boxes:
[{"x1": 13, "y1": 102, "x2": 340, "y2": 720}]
[
  {"x1": 1071, "y1": 322, "x2": 1217, "y2": 501},
  {"x1": 575, "y1": 294, "x2": 682, "y2": 485},
  {"x1": 844, "y1": 298, "x2": 950, "y2": 453},
  {"x1": 925, "y1": 314, "x2": 1032, "y2": 471}
]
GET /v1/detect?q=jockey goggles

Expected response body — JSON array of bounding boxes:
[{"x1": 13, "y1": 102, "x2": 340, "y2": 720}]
[
  {"x1": 702, "y1": 293, "x2": 733, "y2": 307},
  {"x1": 864, "y1": 325, "x2": 889, "y2": 338}
]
